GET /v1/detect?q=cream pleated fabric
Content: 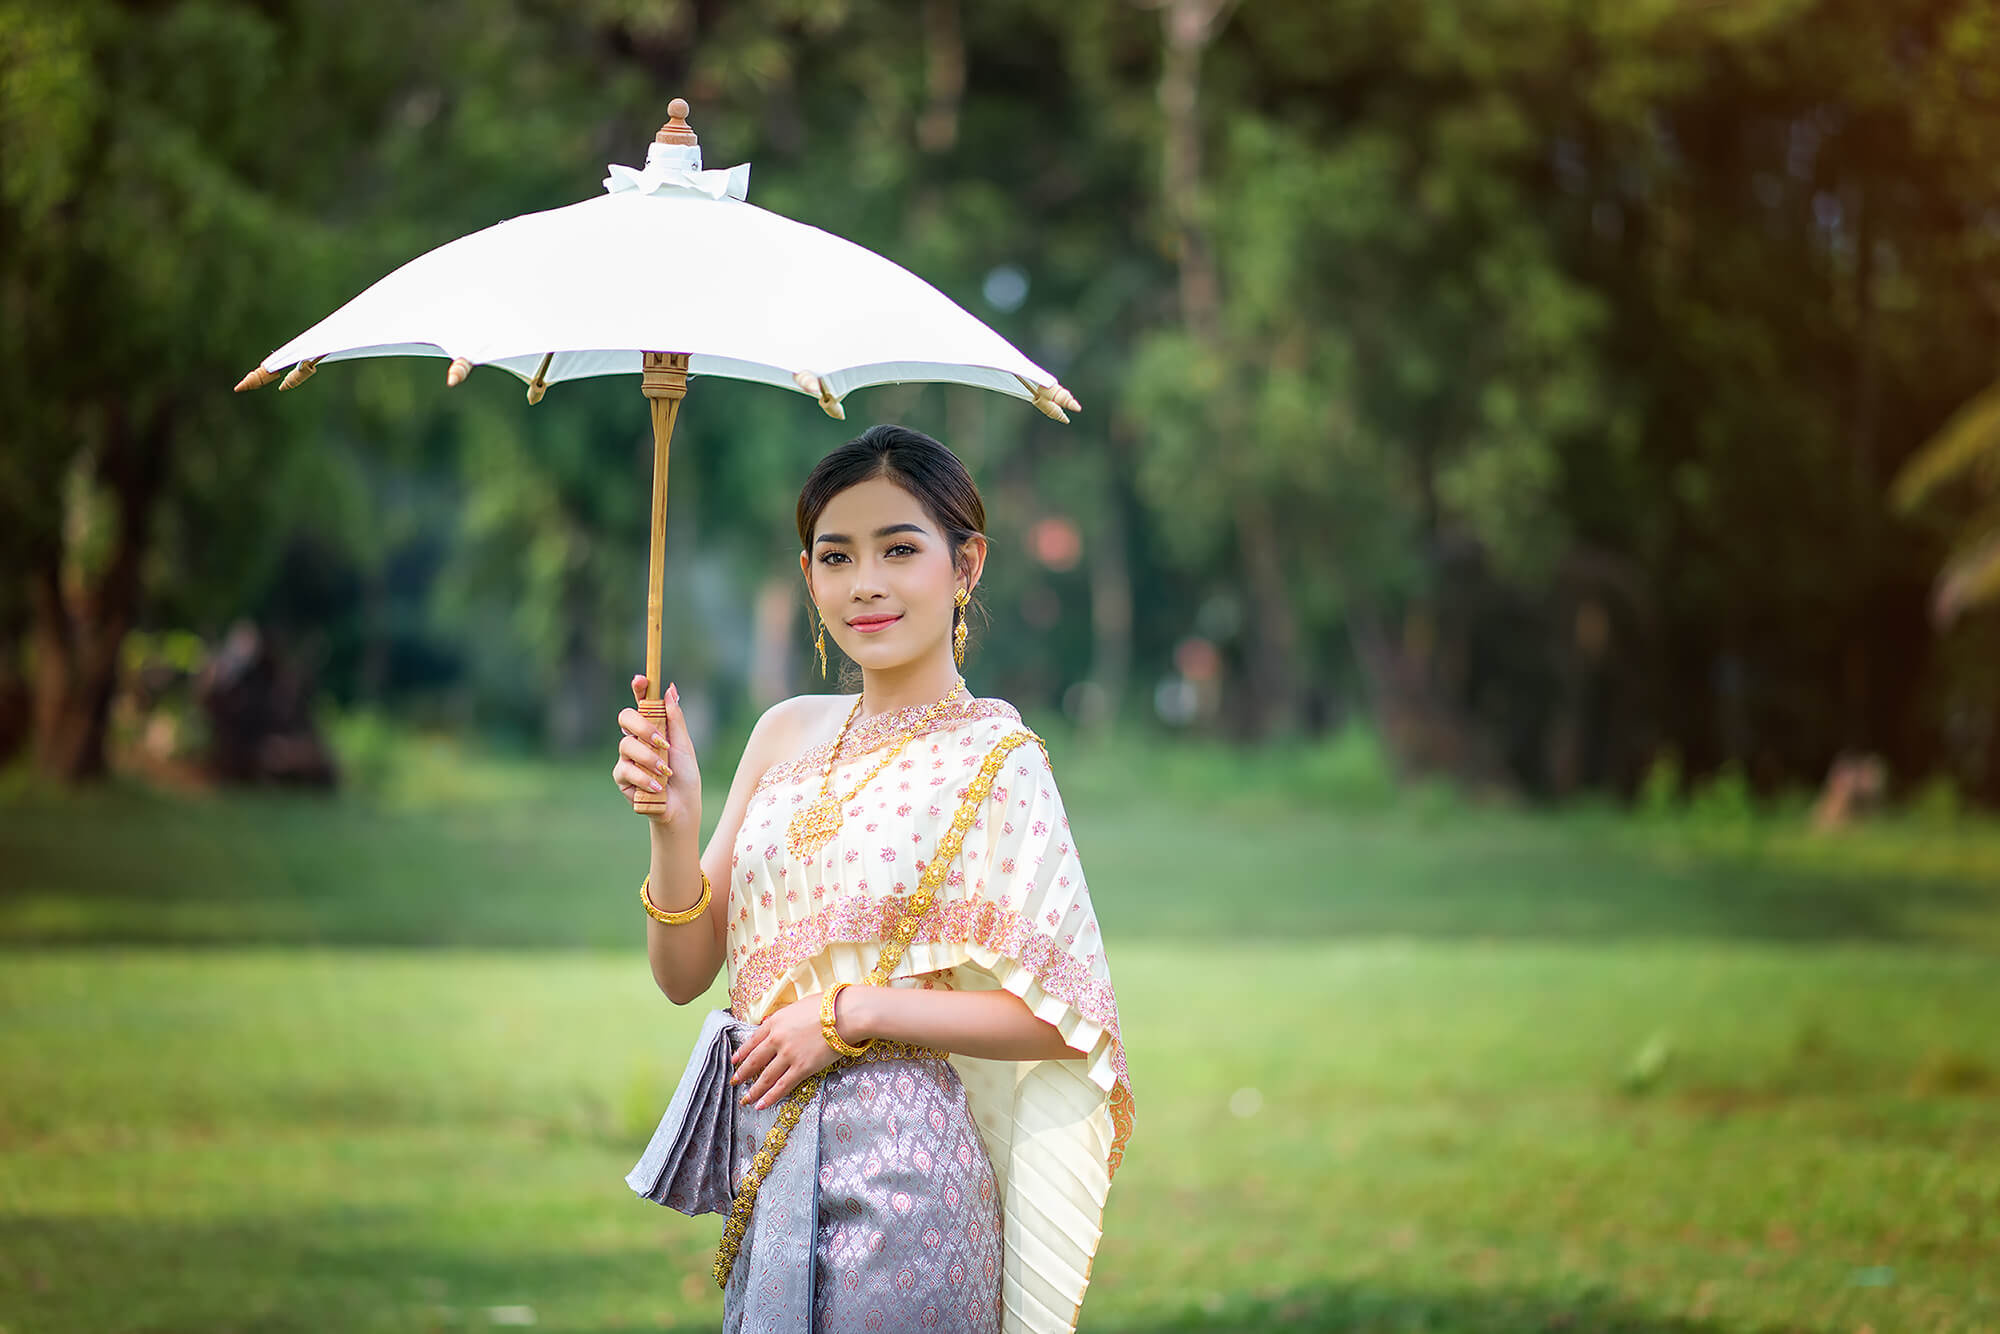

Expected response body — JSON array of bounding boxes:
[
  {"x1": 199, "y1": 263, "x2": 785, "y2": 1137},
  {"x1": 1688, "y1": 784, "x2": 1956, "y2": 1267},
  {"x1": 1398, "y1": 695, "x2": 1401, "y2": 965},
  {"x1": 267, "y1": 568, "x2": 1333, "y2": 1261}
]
[{"x1": 724, "y1": 695, "x2": 1133, "y2": 1334}]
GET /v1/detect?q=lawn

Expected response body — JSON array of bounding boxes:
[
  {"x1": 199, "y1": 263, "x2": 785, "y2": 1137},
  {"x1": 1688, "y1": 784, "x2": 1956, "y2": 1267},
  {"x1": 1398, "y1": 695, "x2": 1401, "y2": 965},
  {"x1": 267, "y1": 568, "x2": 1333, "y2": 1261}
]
[{"x1": 2, "y1": 734, "x2": 1998, "y2": 1332}]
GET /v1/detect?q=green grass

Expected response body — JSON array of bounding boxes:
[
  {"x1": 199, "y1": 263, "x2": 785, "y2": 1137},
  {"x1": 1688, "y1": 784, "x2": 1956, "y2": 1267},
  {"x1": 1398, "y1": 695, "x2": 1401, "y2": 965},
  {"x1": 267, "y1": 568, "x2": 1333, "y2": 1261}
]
[
  {"x1": 4, "y1": 730, "x2": 1999, "y2": 951},
  {"x1": 3, "y1": 733, "x2": 2000, "y2": 1332}
]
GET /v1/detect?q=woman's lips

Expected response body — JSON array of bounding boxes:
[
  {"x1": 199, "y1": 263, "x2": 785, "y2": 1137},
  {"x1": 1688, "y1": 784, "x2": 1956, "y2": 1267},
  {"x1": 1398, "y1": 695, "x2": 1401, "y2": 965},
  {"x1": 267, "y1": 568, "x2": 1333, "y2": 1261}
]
[{"x1": 849, "y1": 615, "x2": 902, "y2": 633}]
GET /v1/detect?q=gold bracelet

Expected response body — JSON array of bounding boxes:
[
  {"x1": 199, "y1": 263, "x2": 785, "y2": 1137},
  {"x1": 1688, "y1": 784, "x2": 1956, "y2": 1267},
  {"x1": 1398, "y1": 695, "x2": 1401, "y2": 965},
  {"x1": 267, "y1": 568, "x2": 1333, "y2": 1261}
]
[
  {"x1": 640, "y1": 869, "x2": 711, "y2": 925},
  {"x1": 819, "y1": 981, "x2": 874, "y2": 1057}
]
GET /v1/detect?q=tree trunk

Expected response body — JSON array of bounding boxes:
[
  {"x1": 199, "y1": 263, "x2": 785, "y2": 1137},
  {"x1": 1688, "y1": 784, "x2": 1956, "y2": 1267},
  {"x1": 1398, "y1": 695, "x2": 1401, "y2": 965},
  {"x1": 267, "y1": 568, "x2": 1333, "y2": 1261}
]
[
  {"x1": 1344, "y1": 600, "x2": 1507, "y2": 786},
  {"x1": 28, "y1": 403, "x2": 174, "y2": 782},
  {"x1": 1230, "y1": 491, "x2": 1301, "y2": 737},
  {"x1": 1155, "y1": 0, "x2": 1301, "y2": 737},
  {"x1": 918, "y1": 0, "x2": 964, "y2": 155},
  {"x1": 1084, "y1": 479, "x2": 1132, "y2": 736},
  {"x1": 1841, "y1": 179, "x2": 1880, "y2": 752}
]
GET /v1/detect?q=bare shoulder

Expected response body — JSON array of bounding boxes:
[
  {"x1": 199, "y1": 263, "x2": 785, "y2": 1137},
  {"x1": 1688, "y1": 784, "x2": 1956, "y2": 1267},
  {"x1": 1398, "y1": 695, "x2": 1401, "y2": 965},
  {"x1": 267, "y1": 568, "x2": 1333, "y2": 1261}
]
[
  {"x1": 741, "y1": 693, "x2": 854, "y2": 773},
  {"x1": 760, "y1": 692, "x2": 855, "y2": 739}
]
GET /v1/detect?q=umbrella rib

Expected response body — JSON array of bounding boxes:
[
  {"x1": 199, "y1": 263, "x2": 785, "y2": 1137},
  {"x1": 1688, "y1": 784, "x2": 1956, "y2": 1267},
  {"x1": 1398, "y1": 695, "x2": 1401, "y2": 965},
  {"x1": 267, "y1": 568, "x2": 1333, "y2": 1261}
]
[
  {"x1": 527, "y1": 352, "x2": 555, "y2": 404},
  {"x1": 280, "y1": 358, "x2": 321, "y2": 391}
]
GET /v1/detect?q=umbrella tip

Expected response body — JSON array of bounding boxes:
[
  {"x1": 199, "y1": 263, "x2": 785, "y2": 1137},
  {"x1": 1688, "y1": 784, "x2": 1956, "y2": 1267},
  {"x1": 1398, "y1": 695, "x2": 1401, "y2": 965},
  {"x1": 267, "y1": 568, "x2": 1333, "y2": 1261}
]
[
  {"x1": 234, "y1": 366, "x2": 279, "y2": 393},
  {"x1": 657, "y1": 99, "x2": 698, "y2": 147},
  {"x1": 793, "y1": 371, "x2": 846, "y2": 420},
  {"x1": 446, "y1": 357, "x2": 473, "y2": 388},
  {"x1": 1016, "y1": 375, "x2": 1080, "y2": 423}
]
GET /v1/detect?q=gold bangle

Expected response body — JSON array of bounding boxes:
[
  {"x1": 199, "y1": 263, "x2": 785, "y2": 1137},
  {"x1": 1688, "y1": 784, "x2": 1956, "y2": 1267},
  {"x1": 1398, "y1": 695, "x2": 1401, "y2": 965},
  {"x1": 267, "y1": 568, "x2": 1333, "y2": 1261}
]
[
  {"x1": 819, "y1": 981, "x2": 874, "y2": 1057},
  {"x1": 640, "y1": 869, "x2": 711, "y2": 925}
]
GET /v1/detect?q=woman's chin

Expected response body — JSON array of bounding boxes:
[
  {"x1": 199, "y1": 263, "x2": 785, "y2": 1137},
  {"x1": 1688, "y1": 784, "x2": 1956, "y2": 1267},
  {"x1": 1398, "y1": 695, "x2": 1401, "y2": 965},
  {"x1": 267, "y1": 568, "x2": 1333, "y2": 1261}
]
[{"x1": 837, "y1": 636, "x2": 942, "y2": 674}]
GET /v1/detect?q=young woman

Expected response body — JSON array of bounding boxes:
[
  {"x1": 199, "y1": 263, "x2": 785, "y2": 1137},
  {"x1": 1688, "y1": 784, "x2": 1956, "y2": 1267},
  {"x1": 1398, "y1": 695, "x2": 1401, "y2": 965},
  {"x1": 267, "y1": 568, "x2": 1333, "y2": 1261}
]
[{"x1": 612, "y1": 424, "x2": 1132, "y2": 1334}]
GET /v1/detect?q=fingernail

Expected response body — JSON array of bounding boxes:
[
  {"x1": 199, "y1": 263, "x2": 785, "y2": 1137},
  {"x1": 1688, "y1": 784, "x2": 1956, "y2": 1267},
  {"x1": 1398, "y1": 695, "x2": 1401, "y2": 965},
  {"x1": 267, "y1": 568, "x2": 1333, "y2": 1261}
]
[
  {"x1": 649, "y1": 779, "x2": 663, "y2": 792},
  {"x1": 669, "y1": 682, "x2": 679, "y2": 702},
  {"x1": 651, "y1": 734, "x2": 669, "y2": 751}
]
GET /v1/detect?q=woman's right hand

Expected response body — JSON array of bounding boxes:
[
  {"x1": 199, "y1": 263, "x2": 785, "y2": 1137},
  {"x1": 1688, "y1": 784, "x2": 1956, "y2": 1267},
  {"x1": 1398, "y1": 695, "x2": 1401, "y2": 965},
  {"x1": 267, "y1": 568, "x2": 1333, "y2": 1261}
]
[{"x1": 615, "y1": 675, "x2": 702, "y2": 830}]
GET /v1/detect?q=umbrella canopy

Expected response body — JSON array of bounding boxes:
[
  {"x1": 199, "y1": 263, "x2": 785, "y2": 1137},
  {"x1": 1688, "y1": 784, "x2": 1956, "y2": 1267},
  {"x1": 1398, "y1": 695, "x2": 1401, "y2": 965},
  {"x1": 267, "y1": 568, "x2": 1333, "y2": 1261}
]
[
  {"x1": 239, "y1": 101, "x2": 1076, "y2": 815},
  {"x1": 245, "y1": 101, "x2": 1078, "y2": 421}
]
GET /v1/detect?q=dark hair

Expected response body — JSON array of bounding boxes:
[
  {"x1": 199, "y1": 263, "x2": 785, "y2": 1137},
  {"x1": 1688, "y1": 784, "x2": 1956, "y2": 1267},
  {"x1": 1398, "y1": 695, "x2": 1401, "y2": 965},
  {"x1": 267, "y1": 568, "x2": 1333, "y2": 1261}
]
[{"x1": 797, "y1": 424, "x2": 987, "y2": 663}]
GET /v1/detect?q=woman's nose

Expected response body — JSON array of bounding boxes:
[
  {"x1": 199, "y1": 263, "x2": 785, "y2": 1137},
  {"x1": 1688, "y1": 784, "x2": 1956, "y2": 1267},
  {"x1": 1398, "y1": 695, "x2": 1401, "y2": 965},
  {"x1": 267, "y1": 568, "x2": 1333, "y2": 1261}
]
[{"x1": 848, "y1": 561, "x2": 887, "y2": 597}]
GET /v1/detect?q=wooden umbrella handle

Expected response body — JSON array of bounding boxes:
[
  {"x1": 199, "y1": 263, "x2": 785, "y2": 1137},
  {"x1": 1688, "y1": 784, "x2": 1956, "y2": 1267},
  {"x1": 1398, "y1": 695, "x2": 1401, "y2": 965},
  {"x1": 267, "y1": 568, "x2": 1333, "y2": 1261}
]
[{"x1": 634, "y1": 350, "x2": 691, "y2": 817}]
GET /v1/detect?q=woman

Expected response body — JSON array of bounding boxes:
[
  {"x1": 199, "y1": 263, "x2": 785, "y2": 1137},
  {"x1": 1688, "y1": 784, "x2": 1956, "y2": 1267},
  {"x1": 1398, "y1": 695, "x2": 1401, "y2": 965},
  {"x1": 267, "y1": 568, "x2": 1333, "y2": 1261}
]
[{"x1": 612, "y1": 424, "x2": 1133, "y2": 1334}]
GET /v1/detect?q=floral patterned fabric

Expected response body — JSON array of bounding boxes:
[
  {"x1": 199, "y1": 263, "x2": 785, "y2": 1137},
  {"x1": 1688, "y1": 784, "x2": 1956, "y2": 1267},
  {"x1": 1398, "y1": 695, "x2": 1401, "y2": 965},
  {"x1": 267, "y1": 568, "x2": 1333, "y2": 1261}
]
[
  {"x1": 725, "y1": 695, "x2": 1132, "y2": 1334},
  {"x1": 812, "y1": 1055, "x2": 1003, "y2": 1333}
]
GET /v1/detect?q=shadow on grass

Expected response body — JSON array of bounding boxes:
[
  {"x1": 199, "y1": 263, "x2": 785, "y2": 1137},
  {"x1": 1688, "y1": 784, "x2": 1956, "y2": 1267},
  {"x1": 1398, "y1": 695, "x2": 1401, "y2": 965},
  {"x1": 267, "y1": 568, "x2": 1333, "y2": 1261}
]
[
  {"x1": 0, "y1": 1211, "x2": 724, "y2": 1333},
  {"x1": 1093, "y1": 1281, "x2": 1840, "y2": 1334},
  {"x1": 0, "y1": 1214, "x2": 1865, "y2": 1334}
]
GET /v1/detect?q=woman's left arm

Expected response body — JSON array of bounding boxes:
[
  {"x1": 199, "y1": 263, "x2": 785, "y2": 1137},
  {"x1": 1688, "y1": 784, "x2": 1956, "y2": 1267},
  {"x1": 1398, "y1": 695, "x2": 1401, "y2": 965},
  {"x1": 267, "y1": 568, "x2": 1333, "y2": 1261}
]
[
  {"x1": 731, "y1": 984, "x2": 1078, "y2": 1110},
  {"x1": 842, "y1": 983, "x2": 1077, "y2": 1062}
]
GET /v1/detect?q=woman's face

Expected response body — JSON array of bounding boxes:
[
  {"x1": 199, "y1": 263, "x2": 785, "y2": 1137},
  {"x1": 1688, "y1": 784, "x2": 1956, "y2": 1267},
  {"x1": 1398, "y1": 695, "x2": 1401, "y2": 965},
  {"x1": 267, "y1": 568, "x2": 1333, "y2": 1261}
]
[{"x1": 800, "y1": 476, "x2": 982, "y2": 676}]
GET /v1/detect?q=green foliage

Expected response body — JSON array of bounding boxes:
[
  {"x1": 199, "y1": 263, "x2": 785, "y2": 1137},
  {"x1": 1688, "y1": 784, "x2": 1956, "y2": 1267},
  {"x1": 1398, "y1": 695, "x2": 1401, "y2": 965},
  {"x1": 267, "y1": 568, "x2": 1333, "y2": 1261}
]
[
  {"x1": 1637, "y1": 748, "x2": 1683, "y2": 819},
  {"x1": 9, "y1": 0, "x2": 2000, "y2": 802}
]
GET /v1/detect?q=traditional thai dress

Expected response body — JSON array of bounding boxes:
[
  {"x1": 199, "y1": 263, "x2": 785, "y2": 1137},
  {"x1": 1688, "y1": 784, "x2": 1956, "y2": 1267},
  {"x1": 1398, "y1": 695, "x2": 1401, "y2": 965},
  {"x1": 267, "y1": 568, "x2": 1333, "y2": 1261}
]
[{"x1": 718, "y1": 693, "x2": 1133, "y2": 1334}]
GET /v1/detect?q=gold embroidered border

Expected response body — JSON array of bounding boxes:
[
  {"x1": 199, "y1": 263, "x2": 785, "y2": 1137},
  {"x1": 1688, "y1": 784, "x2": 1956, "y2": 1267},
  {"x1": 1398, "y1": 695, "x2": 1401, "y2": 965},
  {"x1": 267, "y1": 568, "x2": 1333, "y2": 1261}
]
[
  {"x1": 752, "y1": 697, "x2": 1022, "y2": 795},
  {"x1": 714, "y1": 729, "x2": 1044, "y2": 1289}
]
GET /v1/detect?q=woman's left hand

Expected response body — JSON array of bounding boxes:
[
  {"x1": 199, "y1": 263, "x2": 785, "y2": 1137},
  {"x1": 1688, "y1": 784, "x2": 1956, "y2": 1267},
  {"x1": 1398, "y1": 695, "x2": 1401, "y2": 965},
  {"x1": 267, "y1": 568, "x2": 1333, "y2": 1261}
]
[{"x1": 730, "y1": 994, "x2": 844, "y2": 1110}]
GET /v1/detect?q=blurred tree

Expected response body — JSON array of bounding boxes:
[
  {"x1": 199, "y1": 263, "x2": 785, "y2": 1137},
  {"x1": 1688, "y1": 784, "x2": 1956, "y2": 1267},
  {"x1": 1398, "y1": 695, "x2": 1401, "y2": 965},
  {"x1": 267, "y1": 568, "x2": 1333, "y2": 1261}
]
[{"x1": 9, "y1": 0, "x2": 2000, "y2": 803}]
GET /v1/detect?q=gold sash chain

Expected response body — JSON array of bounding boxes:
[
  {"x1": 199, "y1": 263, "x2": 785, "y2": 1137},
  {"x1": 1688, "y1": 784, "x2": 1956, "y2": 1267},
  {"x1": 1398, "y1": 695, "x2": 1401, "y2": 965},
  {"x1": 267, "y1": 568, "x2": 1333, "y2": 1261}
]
[{"x1": 713, "y1": 728, "x2": 1046, "y2": 1288}]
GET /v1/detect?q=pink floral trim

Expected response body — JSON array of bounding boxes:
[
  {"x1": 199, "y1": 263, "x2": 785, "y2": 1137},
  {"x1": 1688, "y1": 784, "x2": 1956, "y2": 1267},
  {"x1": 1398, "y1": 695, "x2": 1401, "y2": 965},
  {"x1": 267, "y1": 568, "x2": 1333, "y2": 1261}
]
[
  {"x1": 754, "y1": 697, "x2": 1022, "y2": 794},
  {"x1": 729, "y1": 893, "x2": 1134, "y2": 1176}
]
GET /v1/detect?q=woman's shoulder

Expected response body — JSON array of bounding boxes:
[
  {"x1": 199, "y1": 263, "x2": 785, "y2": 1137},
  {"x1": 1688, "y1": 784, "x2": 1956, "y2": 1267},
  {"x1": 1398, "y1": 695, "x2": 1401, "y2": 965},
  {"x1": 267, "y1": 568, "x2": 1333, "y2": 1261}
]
[
  {"x1": 757, "y1": 691, "x2": 853, "y2": 736},
  {"x1": 961, "y1": 693, "x2": 1028, "y2": 733},
  {"x1": 957, "y1": 697, "x2": 1055, "y2": 771},
  {"x1": 737, "y1": 693, "x2": 850, "y2": 790}
]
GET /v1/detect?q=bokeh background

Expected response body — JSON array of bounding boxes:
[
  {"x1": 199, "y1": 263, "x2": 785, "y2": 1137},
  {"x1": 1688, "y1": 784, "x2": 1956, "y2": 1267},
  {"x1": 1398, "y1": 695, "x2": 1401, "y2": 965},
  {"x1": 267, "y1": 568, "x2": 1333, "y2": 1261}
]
[{"x1": 4, "y1": 1, "x2": 2000, "y2": 1330}]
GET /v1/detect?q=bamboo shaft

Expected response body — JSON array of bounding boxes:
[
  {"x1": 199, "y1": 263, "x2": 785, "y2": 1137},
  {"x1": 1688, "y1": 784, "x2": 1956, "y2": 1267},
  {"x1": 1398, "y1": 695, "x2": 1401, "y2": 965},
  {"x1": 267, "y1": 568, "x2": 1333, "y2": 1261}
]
[
  {"x1": 634, "y1": 352, "x2": 689, "y2": 817},
  {"x1": 645, "y1": 392, "x2": 680, "y2": 699},
  {"x1": 640, "y1": 353, "x2": 691, "y2": 697}
]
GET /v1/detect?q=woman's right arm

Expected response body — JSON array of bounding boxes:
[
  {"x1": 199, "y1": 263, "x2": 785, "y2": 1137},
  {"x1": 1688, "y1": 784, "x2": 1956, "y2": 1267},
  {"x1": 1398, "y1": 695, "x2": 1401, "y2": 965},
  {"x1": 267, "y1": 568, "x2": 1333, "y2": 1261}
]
[{"x1": 616, "y1": 678, "x2": 811, "y2": 1005}]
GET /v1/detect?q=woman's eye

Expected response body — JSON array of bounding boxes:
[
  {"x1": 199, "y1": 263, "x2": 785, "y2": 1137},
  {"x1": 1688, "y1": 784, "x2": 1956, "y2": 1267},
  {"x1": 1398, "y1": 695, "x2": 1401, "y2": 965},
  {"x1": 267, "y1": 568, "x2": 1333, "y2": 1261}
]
[
  {"x1": 818, "y1": 552, "x2": 849, "y2": 565},
  {"x1": 887, "y1": 544, "x2": 917, "y2": 557}
]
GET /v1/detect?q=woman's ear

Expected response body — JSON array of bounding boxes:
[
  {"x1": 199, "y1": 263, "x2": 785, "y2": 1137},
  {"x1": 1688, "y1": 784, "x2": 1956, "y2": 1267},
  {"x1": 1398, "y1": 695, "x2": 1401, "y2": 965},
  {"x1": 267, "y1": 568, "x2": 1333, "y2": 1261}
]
[{"x1": 957, "y1": 534, "x2": 989, "y2": 596}]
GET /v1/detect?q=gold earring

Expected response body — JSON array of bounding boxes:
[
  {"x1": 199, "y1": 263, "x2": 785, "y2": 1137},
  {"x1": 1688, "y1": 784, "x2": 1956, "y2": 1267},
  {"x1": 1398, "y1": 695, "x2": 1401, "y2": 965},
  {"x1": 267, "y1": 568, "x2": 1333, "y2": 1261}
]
[
  {"x1": 953, "y1": 588, "x2": 970, "y2": 667},
  {"x1": 814, "y1": 608, "x2": 828, "y2": 680}
]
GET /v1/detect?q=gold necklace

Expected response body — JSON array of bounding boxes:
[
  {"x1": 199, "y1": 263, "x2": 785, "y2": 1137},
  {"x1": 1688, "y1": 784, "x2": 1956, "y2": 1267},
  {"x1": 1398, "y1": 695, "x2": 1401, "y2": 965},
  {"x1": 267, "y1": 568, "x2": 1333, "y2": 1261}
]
[{"x1": 785, "y1": 680, "x2": 967, "y2": 860}]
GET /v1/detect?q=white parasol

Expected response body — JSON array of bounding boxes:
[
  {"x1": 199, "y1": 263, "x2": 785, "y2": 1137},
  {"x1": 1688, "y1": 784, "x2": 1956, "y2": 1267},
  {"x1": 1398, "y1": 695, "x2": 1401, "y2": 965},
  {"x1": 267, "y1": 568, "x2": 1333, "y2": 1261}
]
[{"x1": 238, "y1": 101, "x2": 1078, "y2": 810}]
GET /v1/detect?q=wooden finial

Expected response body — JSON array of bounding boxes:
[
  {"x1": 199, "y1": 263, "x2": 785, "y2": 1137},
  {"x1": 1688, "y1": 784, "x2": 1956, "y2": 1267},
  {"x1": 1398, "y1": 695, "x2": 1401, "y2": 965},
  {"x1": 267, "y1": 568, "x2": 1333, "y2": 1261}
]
[
  {"x1": 279, "y1": 357, "x2": 321, "y2": 391},
  {"x1": 526, "y1": 352, "x2": 553, "y2": 404},
  {"x1": 234, "y1": 365, "x2": 280, "y2": 393},
  {"x1": 792, "y1": 371, "x2": 846, "y2": 420},
  {"x1": 656, "y1": 99, "x2": 698, "y2": 147},
  {"x1": 446, "y1": 357, "x2": 473, "y2": 388}
]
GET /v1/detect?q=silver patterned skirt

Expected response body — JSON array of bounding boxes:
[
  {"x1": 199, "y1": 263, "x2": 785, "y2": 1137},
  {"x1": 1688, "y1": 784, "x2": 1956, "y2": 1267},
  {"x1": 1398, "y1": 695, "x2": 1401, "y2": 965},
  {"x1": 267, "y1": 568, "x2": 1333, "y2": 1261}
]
[{"x1": 724, "y1": 1050, "x2": 1002, "y2": 1333}]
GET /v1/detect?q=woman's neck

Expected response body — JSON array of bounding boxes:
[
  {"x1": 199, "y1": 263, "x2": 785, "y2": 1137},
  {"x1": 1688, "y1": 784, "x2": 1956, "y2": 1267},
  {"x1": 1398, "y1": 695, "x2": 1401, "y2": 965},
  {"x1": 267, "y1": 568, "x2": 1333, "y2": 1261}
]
[{"x1": 857, "y1": 653, "x2": 964, "y2": 720}]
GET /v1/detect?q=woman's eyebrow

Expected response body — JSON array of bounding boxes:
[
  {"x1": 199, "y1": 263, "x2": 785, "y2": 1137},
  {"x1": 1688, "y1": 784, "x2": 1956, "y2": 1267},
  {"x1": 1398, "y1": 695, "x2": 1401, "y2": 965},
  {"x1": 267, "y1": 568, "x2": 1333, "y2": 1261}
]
[{"x1": 815, "y1": 523, "x2": 929, "y2": 545}]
